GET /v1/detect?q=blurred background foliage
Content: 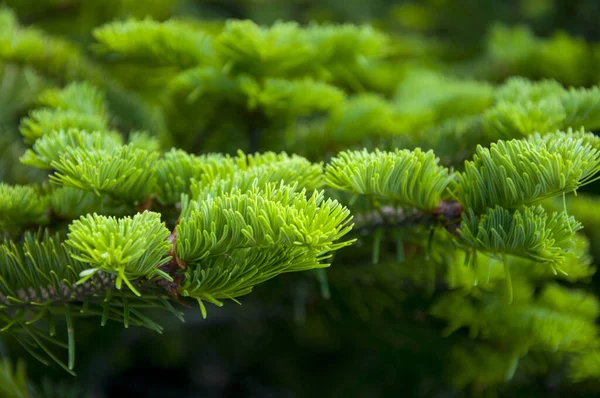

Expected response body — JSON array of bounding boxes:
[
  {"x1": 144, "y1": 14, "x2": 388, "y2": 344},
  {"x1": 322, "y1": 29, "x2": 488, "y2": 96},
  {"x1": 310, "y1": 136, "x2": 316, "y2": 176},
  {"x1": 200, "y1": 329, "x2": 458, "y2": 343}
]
[{"x1": 3, "y1": 0, "x2": 600, "y2": 397}]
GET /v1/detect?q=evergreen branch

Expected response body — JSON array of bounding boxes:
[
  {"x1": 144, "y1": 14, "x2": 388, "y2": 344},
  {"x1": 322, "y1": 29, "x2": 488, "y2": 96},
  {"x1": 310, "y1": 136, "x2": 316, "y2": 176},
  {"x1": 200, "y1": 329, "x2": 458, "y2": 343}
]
[
  {"x1": 177, "y1": 183, "x2": 354, "y2": 265},
  {"x1": 172, "y1": 181, "x2": 355, "y2": 315},
  {"x1": 449, "y1": 234, "x2": 595, "y2": 289},
  {"x1": 483, "y1": 99, "x2": 565, "y2": 140},
  {"x1": 48, "y1": 187, "x2": 130, "y2": 221},
  {"x1": 458, "y1": 205, "x2": 582, "y2": 264},
  {"x1": 0, "y1": 231, "x2": 112, "y2": 306},
  {"x1": 93, "y1": 19, "x2": 214, "y2": 69},
  {"x1": 168, "y1": 66, "x2": 241, "y2": 105},
  {"x1": 494, "y1": 77, "x2": 564, "y2": 105},
  {"x1": 21, "y1": 128, "x2": 123, "y2": 169},
  {"x1": 326, "y1": 148, "x2": 453, "y2": 210},
  {"x1": 456, "y1": 129, "x2": 600, "y2": 213},
  {"x1": 485, "y1": 77, "x2": 600, "y2": 140},
  {"x1": 394, "y1": 69, "x2": 494, "y2": 122},
  {"x1": 154, "y1": 149, "x2": 235, "y2": 205},
  {"x1": 351, "y1": 202, "x2": 463, "y2": 232},
  {"x1": 65, "y1": 212, "x2": 172, "y2": 296},
  {"x1": 49, "y1": 145, "x2": 158, "y2": 205},
  {"x1": 0, "y1": 9, "x2": 104, "y2": 83},
  {"x1": 19, "y1": 110, "x2": 109, "y2": 145},
  {"x1": 3, "y1": 179, "x2": 356, "y2": 330},
  {"x1": 431, "y1": 282, "x2": 599, "y2": 354},
  {"x1": 0, "y1": 270, "x2": 115, "y2": 309},
  {"x1": 240, "y1": 77, "x2": 345, "y2": 118},
  {"x1": 37, "y1": 81, "x2": 107, "y2": 117},
  {"x1": 18, "y1": 81, "x2": 111, "y2": 144},
  {"x1": 127, "y1": 131, "x2": 161, "y2": 153},
  {"x1": 156, "y1": 150, "x2": 323, "y2": 205},
  {"x1": 180, "y1": 245, "x2": 326, "y2": 318},
  {"x1": 325, "y1": 94, "x2": 406, "y2": 144},
  {"x1": 215, "y1": 20, "x2": 313, "y2": 78},
  {"x1": 191, "y1": 152, "x2": 324, "y2": 197},
  {"x1": 0, "y1": 184, "x2": 49, "y2": 232},
  {"x1": 0, "y1": 230, "x2": 183, "y2": 372},
  {"x1": 561, "y1": 86, "x2": 600, "y2": 130},
  {"x1": 305, "y1": 22, "x2": 390, "y2": 65}
]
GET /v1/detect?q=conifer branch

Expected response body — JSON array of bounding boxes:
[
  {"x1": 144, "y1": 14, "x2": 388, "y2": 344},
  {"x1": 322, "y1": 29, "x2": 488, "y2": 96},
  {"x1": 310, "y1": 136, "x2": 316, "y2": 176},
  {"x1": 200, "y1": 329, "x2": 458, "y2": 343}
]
[
  {"x1": 0, "y1": 273, "x2": 116, "y2": 310},
  {"x1": 352, "y1": 201, "x2": 463, "y2": 233}
]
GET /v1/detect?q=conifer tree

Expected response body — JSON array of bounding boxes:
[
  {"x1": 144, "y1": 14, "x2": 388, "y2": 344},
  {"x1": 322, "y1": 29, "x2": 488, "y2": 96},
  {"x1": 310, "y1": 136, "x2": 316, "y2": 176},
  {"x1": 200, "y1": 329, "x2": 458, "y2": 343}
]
[{"x1": 2, "y1": 2, "x2": 600, "y2": 396}]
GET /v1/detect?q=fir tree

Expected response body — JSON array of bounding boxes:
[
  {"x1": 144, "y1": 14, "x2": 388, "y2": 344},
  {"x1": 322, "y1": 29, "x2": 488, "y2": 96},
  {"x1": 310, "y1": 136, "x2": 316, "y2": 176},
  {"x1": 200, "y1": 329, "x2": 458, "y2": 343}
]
[{"x1": 2, "y1": 2, "x2": 600, "y2": 397}]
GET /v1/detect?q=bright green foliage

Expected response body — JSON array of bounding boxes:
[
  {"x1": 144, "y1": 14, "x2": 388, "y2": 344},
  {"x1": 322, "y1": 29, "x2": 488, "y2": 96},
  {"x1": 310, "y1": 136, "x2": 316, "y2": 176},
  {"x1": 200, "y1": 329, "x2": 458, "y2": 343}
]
[
  {"x1": 215, "y1": 20, "x2": 311, "y2": 78},
  {"x1": 93, "y1": 17, "x2": 394, "y2": 153},
  {"x1": 241, "y1": 77, "x2": 345, "y2": 118},
  {"x1": 326, "y1": 148, "x2": 452, "y2": 210},
  {"x1": 484, "y1": 25, "x2": 596, "y2": 86},
  {"x1": 50, "y1": 145, "x2": 158, "y2": 205},
  {"x1": 49, "y1": 187, "x2": 129, "y2": 220},
  {"x1": 127, "y1": 131, "x2": 161, "y2": 152},
  {"x1": 493, "y1": 78, "x2": 564, "y2": 104},
  {"x1": 154, "y1": 150, "x2": 322, "y2": 205},
  {"x1": 448, "y1": 234, "x2": 595, "y2": 289},
  {"x1": 0, "y1": 230, "x2": 182, "y2": 373},
  {"x1": 458, "y1": 205, "x2": 581, "y2": 264},
  {"x1": 65, "y1": 211, "x2": 172, "y2": 296},
  {"x1": 177, "y1": 183, "x2": 353, "y2": 263},
  {"x1": 0, "y1": 61, "x2": 45, "y2": 126},
  {"x1": 483, "y1": 77, "x2": 600, "y2": 140},
  {"x1": 0, "y1": 232, "x2": 87, "y2": 305},
  {"x1": 456, "y1": 130, "x2": 600, "y2": 213},
  {"x1": 2, "y1": 4, "x2": 600, "y2": 396},
  {"x1": 431, "y1": 282, "x2": 600, "y2": 386},
  {"x1": 93, "y1": 19, "x2": 213, "y2": 69},
  {"x1": 539, "y1": 283, "x2": 600, "y2": 318},
  {"x1": 168, "y1": 66, "x2": 240, "y2": 103},
  {"x1": 0, "y1": 8, "x2": 103, "y2": 83},
  {"x1": 325, "y1": 94, "x2": 408, "y2": 145},
  {"x1": 304, "y1": 22, "x2": 391, "y2": 89},
  {"x1": 404, "y1": 115, "x2": 484, "y2": 166},
  {"x1": 486, "y1": 25, "x2": 538, "y2": 73},
  {"x1": 483, "y1": 100, "x2": 566, "y2": 140},
  {"x1": 176, "y1": 183, "x2": 353, "y2": 316},
  {"x1": 210, "y1": 20, "x2": 389, "y2": 80},
  {"x1": 19, "y1": 82, "x2": 110, "y2": 144},
  {"x1": 19, "y1": 110, "x2": 109, "y2": 145},
  {"x1": 569, "y1": 350, "x2": 600, "y2": 382},
  {"x1": 37, "y1": 82, "x2": 108, "y2": 117},
  {"x1": 561, "y1": 87, "x2": 600, "y2": 130},
  {"x1": 21, "y1": 129, "x2": 123, "y2": 169},
  {"x1": 560, "y1": 194, "x2": 600, "y2": 261},
  {"x1": 0, "y1": 7, "x2": 17, "y2": 35},
  {"x1": 94, "y1": 20, "x2": 388, "y2": 81},
  {"x1": 535, "y1": 33, "x2": 591, "y2": 86},
  {"x1": 394, "y1": 70, "x2": 495, "y2": 122},
  {"x1": 180, "y1": 244, "x2": 327, "y2": 318},
  {"x1": 0, "y1": 184, "x2": 48, "y2": 231},
  {"x1": 306, "y1": 22, "x2": 389, "y2": 67},
  {"x1": 193, "y1": 152, "x2": 324, "y2": 197},
  {"x1": 153, "y1": 150, "x2": 233, "y2": 205}
]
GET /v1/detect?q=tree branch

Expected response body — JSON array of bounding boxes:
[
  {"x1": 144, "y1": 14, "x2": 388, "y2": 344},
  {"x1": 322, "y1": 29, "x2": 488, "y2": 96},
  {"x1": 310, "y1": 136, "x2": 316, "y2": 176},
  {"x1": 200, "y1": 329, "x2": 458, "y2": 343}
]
[{"x1": 352, "y1": 200, "x2": 463, "y2": 233}]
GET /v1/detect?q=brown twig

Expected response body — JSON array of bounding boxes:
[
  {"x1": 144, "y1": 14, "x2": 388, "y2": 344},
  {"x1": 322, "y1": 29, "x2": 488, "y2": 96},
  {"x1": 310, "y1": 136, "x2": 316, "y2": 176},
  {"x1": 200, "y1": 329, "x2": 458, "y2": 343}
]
[
  {"x1": 155, "y1": 220, "x2": 189, "y2": 305},
  {"x1": 353, "y1": 200, "x2": 463, "y2": 234}
]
